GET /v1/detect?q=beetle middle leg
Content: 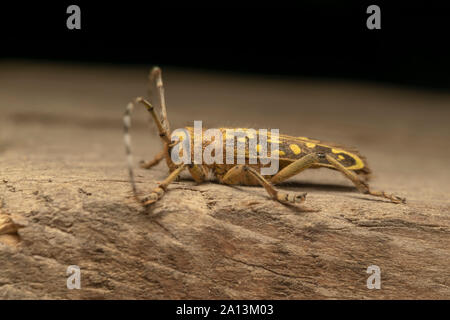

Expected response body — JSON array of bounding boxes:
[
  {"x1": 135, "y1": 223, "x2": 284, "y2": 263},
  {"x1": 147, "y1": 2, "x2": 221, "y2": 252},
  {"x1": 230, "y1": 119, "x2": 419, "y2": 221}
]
[{"x1": 222, "y1": 165, "x2": 307, "y2": 204}]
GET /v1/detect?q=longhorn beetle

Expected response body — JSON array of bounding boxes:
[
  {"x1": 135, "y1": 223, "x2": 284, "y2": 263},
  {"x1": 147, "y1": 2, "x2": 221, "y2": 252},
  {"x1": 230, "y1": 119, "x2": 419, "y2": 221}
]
[{"x1": 123, "y1": 67, "x2": 405, "y2": 207}]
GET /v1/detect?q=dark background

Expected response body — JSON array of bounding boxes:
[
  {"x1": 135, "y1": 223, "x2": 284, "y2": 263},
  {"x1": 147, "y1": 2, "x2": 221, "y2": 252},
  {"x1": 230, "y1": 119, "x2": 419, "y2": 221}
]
[{"x1": 2, "y1": 1, "x2": 450, "y2": 90}]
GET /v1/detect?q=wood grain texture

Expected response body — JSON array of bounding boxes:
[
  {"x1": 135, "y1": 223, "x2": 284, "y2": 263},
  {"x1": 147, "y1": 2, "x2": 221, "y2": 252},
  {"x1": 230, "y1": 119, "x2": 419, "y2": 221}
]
[{"x1": 0, "y1": 61, "x2": 449, "y2": 299}]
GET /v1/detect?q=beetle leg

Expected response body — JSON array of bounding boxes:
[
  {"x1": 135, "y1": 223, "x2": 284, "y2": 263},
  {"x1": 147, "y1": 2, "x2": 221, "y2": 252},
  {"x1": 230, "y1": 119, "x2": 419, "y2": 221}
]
[
  {"x1": 222, "y1": 165, "x2": 307, "y2": 204},
  {"x1": 139, "y1": 150, "x2": 165, "y2": 169},
  {"x1": 270, "y1": 153, "x2": 320, "y2": 185},
  {"x1": 187, "y1": 164, "x2": 207, "y2": 184},
  {"x1": 324, "y1": 154, "x2": 406, "y2": 204},
  {"x1": 140, "y1": 164, "x2": 206, "y2": 207},
  {"x1": 141, "y1": 164, "x2": 188, "y2": 206}
]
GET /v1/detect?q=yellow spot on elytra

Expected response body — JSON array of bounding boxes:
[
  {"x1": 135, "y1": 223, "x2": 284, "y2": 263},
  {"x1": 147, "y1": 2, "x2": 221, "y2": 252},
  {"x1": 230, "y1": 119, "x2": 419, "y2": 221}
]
[
  {"x1": 272, "y1": 149, "x2": 286, "y2": 156},
  {"x1": 289, "y1": 144, "x2": 301, "y2": 155},
  {"x1": 338, "y1": 155, "x2": 345, "y2": 160},
  {"x1": 331, "y1": 148, "x2": 364, "y2": 170},
  {"x1": 306, "y1": 142, "x2": 316, "y2": 148},
  {"x1": 256, "y1": 144, "x2": 262, "y2": 153},
  {"x1": 237, "y1": 137, "x2": 246, "y2": 143}
]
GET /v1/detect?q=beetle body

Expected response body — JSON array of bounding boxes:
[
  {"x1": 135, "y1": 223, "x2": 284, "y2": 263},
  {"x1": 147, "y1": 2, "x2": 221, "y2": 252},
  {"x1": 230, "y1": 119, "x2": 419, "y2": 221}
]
[
  {"x1": 174, "y1": 127, "x2": 371, "y2": 186},
  {"x1": 123, "y1": 67, "x2": 404, "y2": 207}
]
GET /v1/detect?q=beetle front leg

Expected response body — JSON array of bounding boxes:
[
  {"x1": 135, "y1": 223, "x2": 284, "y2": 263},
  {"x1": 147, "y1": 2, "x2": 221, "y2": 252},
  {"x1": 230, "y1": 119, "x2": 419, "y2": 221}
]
[
  {"x1": 140, "y1": 150, "x2": 165, "y2": 169},
  {"x1": 141, "y1": 164, "x2": 206, "y2": 206},
  {"x1": 141, "y1": 164, "x2": 188, "y2": 206}
]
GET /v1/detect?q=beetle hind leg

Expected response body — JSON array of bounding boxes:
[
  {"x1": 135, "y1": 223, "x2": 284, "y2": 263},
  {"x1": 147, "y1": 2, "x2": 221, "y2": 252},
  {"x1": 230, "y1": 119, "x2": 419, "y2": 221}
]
[
  {"x1": 268, "y1": 152, "x2": 405, "y2": 204},
  {"x1": 324, "y1": 154, "x2": 406, "y2": 204}
]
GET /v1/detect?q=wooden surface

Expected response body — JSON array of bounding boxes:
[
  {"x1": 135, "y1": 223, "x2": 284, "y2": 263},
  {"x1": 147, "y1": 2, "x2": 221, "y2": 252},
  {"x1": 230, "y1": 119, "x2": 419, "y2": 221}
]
[{"x1": 0, "y1": 61, "x2": 449, "y2": 299}]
